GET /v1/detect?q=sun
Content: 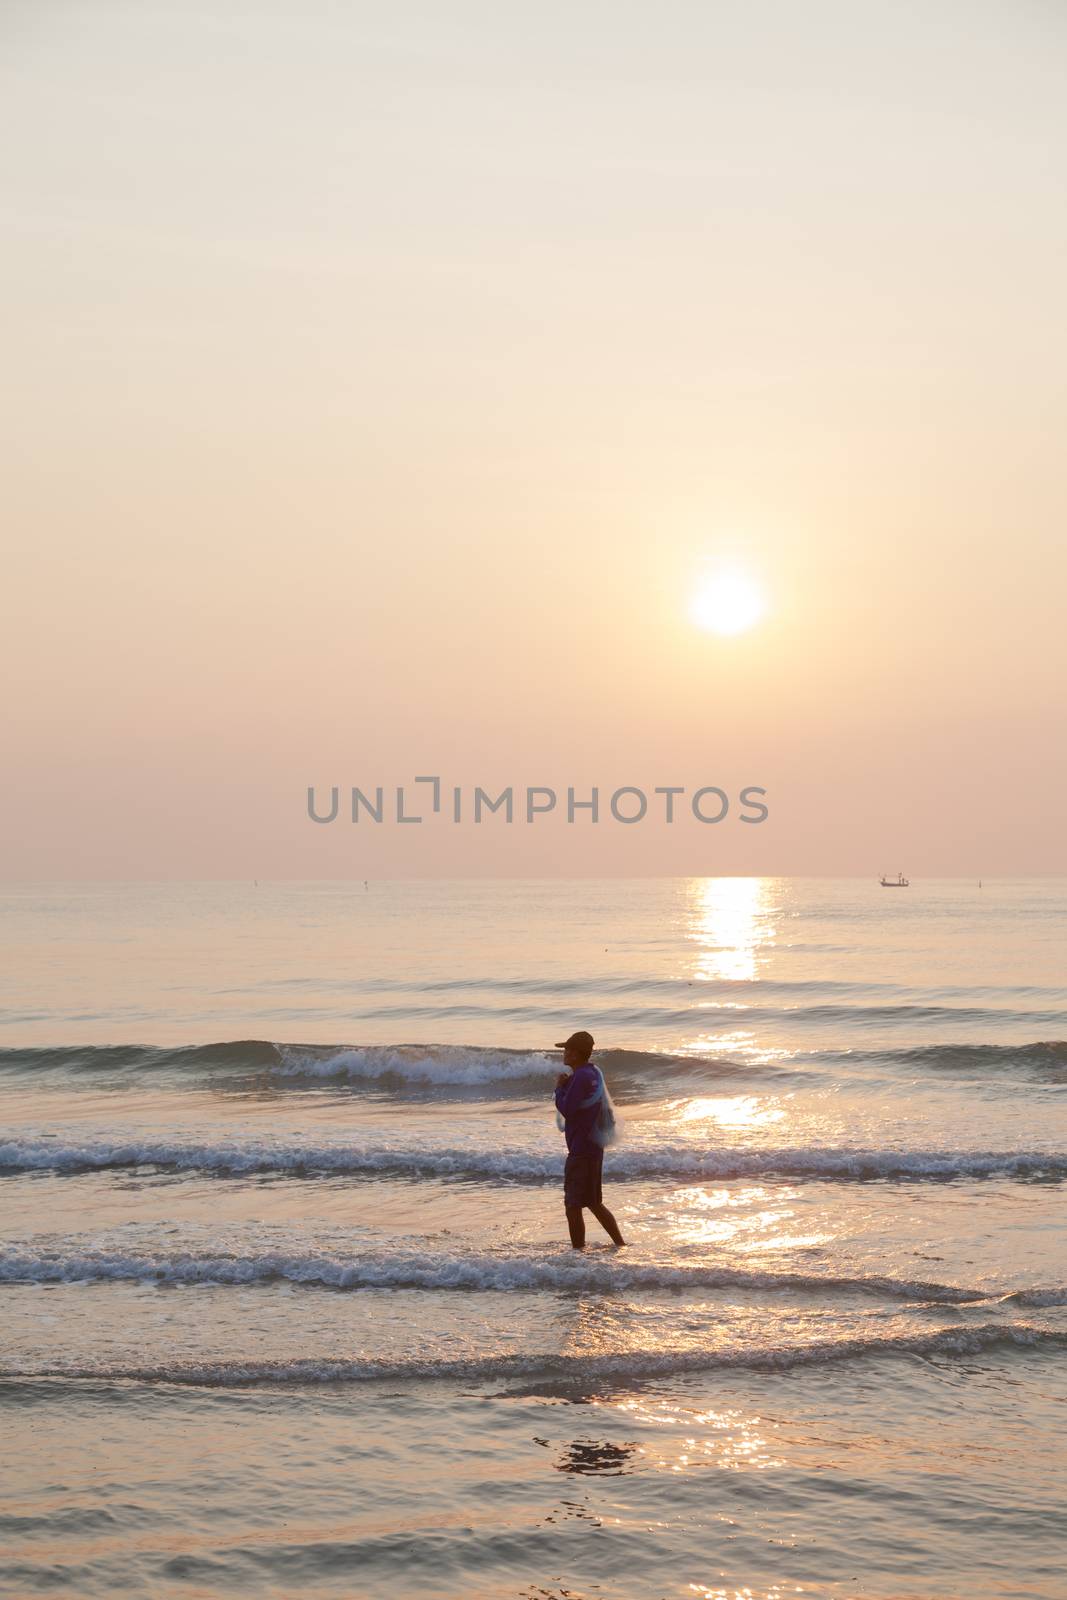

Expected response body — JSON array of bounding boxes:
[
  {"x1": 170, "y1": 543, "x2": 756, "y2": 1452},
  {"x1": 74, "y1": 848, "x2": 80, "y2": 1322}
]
[{"x1": 690, "y1": 571, "x2": 766, "y2": 636}]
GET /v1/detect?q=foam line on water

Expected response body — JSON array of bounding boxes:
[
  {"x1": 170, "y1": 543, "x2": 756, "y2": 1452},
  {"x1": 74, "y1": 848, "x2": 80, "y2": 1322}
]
[
  {"x1": 2, "y1": 1136, "x2": 1065, "y2": 1183},
  {"x1": 3, "y1": 1324, "x2": 1064, "y2": 1389},
  {"x1": 0, "y1": 1244, "x2": 1008, "y2": 1302}
]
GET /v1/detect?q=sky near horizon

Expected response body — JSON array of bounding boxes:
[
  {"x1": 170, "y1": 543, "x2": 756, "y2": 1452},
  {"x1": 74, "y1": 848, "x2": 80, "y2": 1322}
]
[{"x1": 2, "y1": 0, "x2": 1065, "y2": 876}]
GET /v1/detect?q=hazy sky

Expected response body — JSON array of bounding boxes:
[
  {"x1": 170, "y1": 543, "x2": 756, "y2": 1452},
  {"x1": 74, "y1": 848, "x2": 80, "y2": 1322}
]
[{"x1": 3, "y1": 0, "x2": 1065, "y2": 876}]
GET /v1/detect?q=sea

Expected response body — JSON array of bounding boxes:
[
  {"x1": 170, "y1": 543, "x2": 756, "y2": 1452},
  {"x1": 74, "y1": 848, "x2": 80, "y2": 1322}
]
[{"x1": 1, "y1": 877, "x2": 1065, "y2": 1599}]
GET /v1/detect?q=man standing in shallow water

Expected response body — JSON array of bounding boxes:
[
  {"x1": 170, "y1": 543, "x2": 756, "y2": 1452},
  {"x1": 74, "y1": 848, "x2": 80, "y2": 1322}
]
[{"x1": 554, "y1": 1030, "x2": 626, "y2": 1250}]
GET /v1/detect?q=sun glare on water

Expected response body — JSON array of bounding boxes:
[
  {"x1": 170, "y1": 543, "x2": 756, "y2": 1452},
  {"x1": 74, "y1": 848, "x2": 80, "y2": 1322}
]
[{"x1": 690, "y1": 571, "x2": 766, "y2": 636}]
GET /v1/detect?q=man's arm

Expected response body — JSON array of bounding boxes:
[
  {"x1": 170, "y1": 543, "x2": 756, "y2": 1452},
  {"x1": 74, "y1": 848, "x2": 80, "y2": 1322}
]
[{"x1": 555, "y1": 1065, "x2": 593, "y2": 1118}]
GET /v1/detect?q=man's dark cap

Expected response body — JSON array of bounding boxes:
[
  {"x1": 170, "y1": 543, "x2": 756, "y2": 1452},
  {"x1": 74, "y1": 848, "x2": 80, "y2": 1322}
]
[{"x1": 554, "y1": 1030, "x2": 595, "y2": 1056}]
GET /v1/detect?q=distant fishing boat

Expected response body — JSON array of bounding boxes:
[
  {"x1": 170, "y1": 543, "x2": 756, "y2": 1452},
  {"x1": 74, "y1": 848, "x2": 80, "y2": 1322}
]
[{"x1": 880, "y1": 871, "x2": 910, "y2": 887}]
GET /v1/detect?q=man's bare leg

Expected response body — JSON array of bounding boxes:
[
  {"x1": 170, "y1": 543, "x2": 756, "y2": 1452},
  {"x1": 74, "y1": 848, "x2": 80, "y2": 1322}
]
[
  {"x1": 589, "y1": 1202, "x2": 626, "y2": 1246},
  {"x1": 566, "y1": 1205, "x2": 586, "y2": 1249}
]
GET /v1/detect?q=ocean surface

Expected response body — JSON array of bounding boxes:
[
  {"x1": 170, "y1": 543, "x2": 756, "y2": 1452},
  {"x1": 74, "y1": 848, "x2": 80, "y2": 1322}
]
[{"x1": 1, "y1": 877, "x2": 1065, "y2": 1599}]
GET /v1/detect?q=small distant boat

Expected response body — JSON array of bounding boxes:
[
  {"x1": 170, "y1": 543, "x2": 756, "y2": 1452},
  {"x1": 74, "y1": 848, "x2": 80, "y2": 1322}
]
[{"x1": 880, "y1": 871, "x2": 910, "y2": 887}]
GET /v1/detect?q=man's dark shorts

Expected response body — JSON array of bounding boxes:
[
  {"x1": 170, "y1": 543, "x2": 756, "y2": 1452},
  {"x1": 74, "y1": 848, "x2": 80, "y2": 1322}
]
[{"x1": 564, "y1": 1148, "x2": 604, "y2": 1209}]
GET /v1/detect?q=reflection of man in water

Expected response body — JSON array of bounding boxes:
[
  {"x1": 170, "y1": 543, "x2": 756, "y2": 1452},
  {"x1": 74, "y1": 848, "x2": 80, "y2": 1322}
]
[{"x1": 554, "y1": 1030, "x2": 626, "y2": 1250}]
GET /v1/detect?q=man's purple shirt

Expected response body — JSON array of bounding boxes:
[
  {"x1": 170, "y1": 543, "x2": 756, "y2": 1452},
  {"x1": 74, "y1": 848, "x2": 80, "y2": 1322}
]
[{"x1": 554, "y1": 1063, "x2": 602, "y2": 1157}]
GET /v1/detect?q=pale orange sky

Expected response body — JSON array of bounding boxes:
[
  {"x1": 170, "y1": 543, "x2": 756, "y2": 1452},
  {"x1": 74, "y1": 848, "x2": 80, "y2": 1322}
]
[{"x1": 2, "y1": 0, "x2": 1065, "y2": 876}]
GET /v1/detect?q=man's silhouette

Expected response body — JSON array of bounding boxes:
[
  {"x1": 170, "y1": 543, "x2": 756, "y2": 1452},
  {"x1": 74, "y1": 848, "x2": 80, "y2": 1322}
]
[{"x1": 553, "y1": 1030, "x2": 625, "y2": 1249}]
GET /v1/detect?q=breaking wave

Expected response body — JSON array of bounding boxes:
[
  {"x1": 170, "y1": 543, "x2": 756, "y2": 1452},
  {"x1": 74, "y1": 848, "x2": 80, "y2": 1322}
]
[
  {"x1": 0, "y1": 1244, "x2": 1006, "y2": 1302},
  {"x1": 2, "y1": 1037, "x2": 1065, "y2": 1090},
  {"x1": 2, "y1": 1135, "x2": 1065, "y2": 1183}
]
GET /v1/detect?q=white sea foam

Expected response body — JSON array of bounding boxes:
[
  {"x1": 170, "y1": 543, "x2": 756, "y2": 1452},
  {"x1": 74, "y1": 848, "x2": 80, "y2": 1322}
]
[{"x1": 275, "y1": 1045, "x2": 558, "y2": 1085}]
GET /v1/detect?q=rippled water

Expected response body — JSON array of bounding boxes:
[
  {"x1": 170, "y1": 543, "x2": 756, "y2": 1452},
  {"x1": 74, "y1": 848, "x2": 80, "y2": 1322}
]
[{"x1": 1, "y1": 878, "x2": 1065, "y2": 1598}]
